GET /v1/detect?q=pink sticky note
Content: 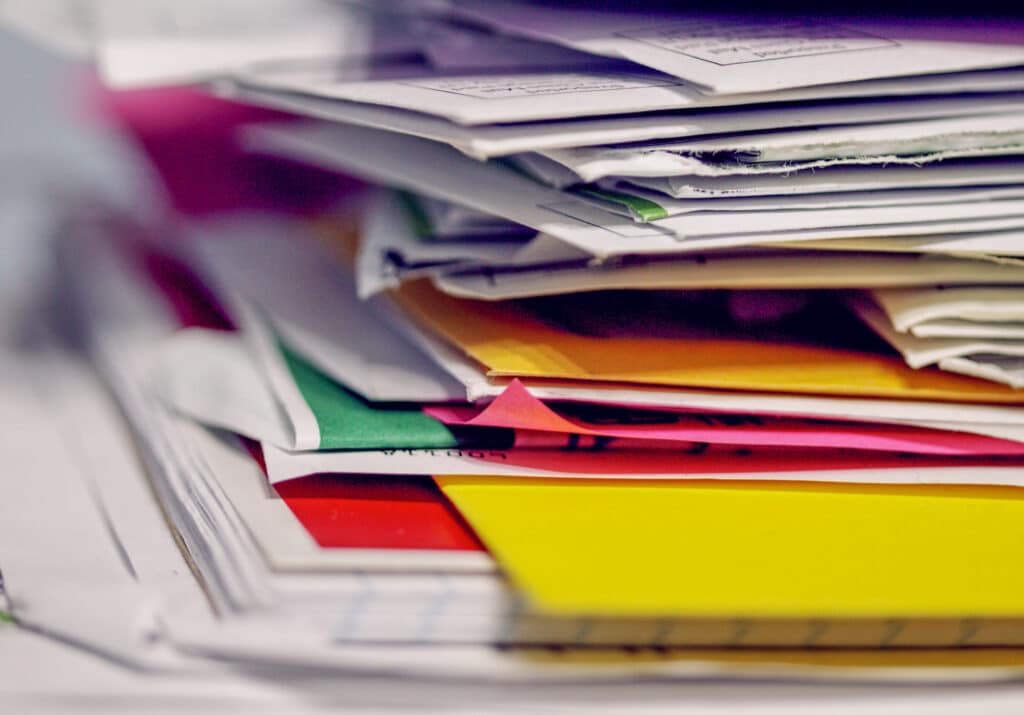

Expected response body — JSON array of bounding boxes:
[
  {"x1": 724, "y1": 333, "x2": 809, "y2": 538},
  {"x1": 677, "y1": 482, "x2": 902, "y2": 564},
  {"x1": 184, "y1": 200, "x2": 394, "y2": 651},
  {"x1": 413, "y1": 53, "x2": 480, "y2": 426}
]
[{"x1": 424, "y1": 380, "x2": 1024, "y2": 457}]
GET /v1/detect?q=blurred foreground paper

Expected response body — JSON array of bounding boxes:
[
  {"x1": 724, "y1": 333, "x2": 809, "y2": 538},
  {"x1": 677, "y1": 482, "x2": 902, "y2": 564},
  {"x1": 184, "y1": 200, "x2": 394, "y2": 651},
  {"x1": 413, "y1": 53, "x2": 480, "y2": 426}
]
[{"x1": 94, "y1": 0, "x2": 420, "y2": 88}]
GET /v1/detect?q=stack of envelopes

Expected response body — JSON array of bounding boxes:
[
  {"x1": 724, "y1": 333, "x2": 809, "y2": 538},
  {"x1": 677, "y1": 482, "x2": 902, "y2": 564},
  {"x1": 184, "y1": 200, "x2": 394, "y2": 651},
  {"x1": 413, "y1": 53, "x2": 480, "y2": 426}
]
[{"x1": 37, "y1": 0, "x2": 1024, "y2": 682}]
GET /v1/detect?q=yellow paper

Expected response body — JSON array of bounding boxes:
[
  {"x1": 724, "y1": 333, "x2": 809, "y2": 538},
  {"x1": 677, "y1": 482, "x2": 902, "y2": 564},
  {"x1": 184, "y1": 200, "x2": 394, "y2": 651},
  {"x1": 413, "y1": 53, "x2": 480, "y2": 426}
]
[
  {"x1": 396, "y1": 280, "x2": 1024, "y2": 403},
  {"x1": 438, "y1": 476, "x2": 1024, "y2": 619}
]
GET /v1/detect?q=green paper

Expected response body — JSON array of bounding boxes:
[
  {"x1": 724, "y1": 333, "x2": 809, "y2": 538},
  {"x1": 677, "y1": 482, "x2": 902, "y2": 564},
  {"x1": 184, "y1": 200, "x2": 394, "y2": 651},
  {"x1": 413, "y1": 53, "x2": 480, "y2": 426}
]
[{"x1": 279, "y1": 344, "x2": 460, "y2": 450}]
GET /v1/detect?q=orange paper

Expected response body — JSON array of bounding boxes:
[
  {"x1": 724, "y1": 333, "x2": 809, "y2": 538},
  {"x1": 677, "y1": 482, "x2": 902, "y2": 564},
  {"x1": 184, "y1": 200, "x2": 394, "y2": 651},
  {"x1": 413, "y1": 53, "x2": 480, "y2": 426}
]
[{"x1": 396, "y1": 280, "x2": 1024, "y2": 404}]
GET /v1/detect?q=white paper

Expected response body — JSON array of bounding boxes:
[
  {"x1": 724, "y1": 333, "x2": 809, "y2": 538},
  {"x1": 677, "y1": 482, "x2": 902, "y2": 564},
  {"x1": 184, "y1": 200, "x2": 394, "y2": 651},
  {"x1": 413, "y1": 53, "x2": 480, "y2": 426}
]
[
  {"x1": 542, "y1": 115, "x2": 1024, "y2": 182},
  {"x1": 415, "y1": 195, "x2": 529, "y2": 239},
  {"x1": 852, "y1": 296, "x2": 1024, "y2": 369},
  {"x1": 166, "y1": 623, "x2": 1024, "y2": 684},
  {"x1": 872, "y1": 286, "x2": 1024, "y2": 333},
  {"x1": 227, "y1": 82, "x2": 1024, "y2": 159},
  {"x1": 434, "y1": 251, "x2": 1024, "y2": 301},
  {"x1": 627, "y1": 158, "x2": 1024, "y2": 198},
  {"x1": 186, "y1": 415, "x2": 495, "y2": 573},
  {"x1": 357, "y1": 191, "x2": 582, "y2": 297},
  {"x1": 95, "y1": 0, "x2": 419, "y2": 88},
  {"x1": 909, "y1": 319, "x2": 1024, "y2": 340},
  {"x1": 356, "y1": 191, "x2": 532, "y2": 297},
  {"x1": 547, "y1": 198, "x2": 1024, "y2": 250},
  {"x1": 243, "y1": 121, "x2": 1024, "y2": 258},
  {"x1": 0, "y1": 0, "x2": 93, "y2": 56},
  {"x1": 155, "y1": 327, "x2": 299, "y2": 448},
  {"x1": 235, "y1": 53, "x2": 1024, "y2": 125},
  {"x1": 447, "y1": 1, "x2": 1024, "y2": 94},
  {"x1": 0, "y1": 333, "x2": 190, "y2": 667},
  {"x1": 639, "y1": 114, "x2": 1024, "y2": 163},
  {"x1": 941, "y1": 354, "x2": 1024, "y2": 389},
  {"x1": 791, "y1": 231, "x2": 1024, "y2": 258},
  {"x1": 579, "y1": 183, "x2": 1024, "y2": 223},
  {"x1": 263, "y1": 441, "x2": 1024, "y2": 486},
  {"x1": 190, "y1": 215, "x2": 466, "y2": 402}
]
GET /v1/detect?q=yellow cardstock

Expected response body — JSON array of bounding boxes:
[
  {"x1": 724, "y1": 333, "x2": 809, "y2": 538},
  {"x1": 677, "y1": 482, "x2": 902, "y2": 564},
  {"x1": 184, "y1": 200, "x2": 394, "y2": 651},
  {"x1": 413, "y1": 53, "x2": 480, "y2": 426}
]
[
  {"x1": 438, "y1": 476, "x2": 1024, "y2": 618},
  {"x1": 396, "y1": 280, "x2": 1024, "y2": 404}
]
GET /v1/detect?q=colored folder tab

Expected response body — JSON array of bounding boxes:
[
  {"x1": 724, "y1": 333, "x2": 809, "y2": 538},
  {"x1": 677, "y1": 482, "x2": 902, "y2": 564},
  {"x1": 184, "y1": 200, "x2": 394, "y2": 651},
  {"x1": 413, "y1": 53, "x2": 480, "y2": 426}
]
[
  {"x1": 436, "y1": 476, "x2": 1024, "y2": 618},
  {"x1": 395, "y1": 280, "x2": 1024, "y2": 403}
]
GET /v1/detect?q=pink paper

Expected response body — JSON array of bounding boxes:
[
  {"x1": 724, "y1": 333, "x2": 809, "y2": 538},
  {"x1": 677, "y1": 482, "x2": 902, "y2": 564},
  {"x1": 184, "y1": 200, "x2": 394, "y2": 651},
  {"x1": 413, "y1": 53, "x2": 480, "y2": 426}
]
[
  {"x1": 425, "y1": 380, "x2": 1024, "y2": 457},
  {"x1": 84, "y1": 77, "x2": 360, "y2": 216},
  {"x1": 472, "y1": 444, "x2": 1024, "y2": 476}
]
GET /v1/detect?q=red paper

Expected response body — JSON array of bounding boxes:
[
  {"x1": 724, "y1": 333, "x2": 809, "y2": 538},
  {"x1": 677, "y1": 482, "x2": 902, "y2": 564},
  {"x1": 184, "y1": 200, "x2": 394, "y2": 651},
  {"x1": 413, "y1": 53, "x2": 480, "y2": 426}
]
[
  {"x1": 274, "y1": 475, "x2": 485, "y2": 551},
  {"x1": 245, "y1": 440, "x2": 483, "y2": 551}
]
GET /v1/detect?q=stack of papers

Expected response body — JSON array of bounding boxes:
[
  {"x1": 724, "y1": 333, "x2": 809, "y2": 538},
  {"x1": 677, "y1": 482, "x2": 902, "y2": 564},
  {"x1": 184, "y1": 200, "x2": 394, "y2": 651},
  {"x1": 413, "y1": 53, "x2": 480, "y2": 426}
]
[
  {"x1": 9, "y1": 0, "x2": 1024, "y2": 703},
  {"x1": 60, "y1": 202, "x2": 1024, "y2": 661}
]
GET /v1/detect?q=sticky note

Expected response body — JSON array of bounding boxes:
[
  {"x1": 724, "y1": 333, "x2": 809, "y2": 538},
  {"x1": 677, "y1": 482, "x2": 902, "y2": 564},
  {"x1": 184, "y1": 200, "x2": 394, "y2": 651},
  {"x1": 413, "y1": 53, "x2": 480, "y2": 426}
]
[{"x1": 437, "y1": 476, "x2": 1024, "y2": 618}]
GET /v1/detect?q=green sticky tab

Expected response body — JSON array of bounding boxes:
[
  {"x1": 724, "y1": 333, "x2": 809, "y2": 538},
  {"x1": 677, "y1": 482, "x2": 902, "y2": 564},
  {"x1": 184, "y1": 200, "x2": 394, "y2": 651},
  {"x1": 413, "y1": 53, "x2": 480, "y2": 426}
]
[
  {"x1": 574, "y1": 186, "x2": 668, "y2": 222},
  {"x1": 0, "y1": 611, "x2": 13, "y2": 624},
  {"x1": 279, "y1": 344, "x2": 460, "y2": 451}
]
